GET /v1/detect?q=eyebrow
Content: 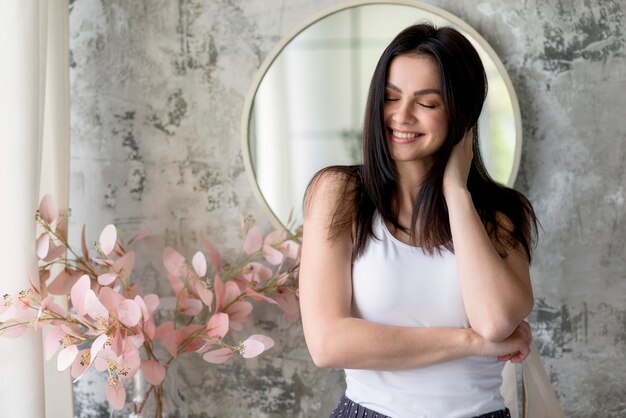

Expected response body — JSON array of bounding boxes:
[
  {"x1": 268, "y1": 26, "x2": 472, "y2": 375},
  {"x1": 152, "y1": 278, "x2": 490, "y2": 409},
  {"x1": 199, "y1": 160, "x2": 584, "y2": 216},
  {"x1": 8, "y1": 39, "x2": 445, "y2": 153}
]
[{"x1": 385, "y1": 82, "x2": 441, "y2": 96}]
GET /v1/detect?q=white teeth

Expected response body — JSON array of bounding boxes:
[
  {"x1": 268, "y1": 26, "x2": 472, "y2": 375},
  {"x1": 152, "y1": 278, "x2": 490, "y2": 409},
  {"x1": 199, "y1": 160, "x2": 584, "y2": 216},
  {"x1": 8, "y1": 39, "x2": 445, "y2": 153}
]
[{"x1": 392, "y1": 131, "x2": 417, "y2": 139}]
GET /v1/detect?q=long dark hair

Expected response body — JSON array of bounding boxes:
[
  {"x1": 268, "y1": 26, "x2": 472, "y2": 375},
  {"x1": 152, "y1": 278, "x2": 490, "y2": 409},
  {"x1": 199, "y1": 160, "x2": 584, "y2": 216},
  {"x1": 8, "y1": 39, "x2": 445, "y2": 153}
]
[{"x1": 305, "y1": 23, "x2": 537, "y2": 262}]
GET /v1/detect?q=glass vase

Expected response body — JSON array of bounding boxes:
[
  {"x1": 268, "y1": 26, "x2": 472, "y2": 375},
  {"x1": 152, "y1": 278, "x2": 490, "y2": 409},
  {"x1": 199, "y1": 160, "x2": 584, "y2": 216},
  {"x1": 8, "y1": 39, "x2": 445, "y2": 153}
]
[{"x1": 110, "y1": 361, "x2": 188, "y2": 418}]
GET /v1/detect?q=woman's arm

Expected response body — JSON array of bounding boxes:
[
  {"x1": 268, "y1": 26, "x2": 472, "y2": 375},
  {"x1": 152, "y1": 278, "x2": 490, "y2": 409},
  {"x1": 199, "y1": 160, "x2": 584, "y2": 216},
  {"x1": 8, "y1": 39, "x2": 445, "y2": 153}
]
[
  {"x1": 443, "y1": 132, "x2": 534, "y2": 342},
  {"x1": 300, "y1": 170, "x2": 531, "y2": 370}
]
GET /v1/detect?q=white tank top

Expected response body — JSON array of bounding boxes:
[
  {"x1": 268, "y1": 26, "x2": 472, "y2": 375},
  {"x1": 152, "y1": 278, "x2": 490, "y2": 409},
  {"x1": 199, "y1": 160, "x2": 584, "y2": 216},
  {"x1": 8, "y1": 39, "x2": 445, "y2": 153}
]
[{"x1": 345, "y1": 214, "x2": 506, "y2": 418}]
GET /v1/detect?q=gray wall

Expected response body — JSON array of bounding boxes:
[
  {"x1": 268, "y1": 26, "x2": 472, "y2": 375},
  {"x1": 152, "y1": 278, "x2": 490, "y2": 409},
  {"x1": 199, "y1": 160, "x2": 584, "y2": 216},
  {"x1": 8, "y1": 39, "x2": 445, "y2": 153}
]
[{"x1": 68, "y1": 0, "x2": 625, "y2": 417}]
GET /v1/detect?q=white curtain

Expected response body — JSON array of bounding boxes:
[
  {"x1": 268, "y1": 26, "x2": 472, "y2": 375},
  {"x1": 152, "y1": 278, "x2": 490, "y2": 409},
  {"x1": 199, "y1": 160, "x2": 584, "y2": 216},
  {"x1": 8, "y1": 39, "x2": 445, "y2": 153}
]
[{"x1": 0, "y1": 1, "x2": 72, "y2": 417}]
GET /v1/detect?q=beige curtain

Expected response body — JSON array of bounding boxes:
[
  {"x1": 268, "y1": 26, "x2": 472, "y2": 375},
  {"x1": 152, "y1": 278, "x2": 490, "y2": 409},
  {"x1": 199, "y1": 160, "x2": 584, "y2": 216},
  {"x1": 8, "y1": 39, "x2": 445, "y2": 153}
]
[{"x1": 0, "y1": 1, "x2": 72, "y2": 417}]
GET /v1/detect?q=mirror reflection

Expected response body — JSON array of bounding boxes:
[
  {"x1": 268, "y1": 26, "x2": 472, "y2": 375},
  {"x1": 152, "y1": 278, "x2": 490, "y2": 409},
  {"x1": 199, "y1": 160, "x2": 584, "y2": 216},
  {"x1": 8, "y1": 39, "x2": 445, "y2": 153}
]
[{"x1": 246, "y1": 3, "x2": 521, "y2": 228}]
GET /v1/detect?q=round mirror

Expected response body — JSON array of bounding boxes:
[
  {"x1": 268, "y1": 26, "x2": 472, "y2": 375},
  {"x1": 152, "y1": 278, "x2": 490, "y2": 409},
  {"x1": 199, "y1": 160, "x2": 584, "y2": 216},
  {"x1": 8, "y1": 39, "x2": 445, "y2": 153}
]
[{"x1": 242, "y1": 0, "x2": 522, "y2": 229}]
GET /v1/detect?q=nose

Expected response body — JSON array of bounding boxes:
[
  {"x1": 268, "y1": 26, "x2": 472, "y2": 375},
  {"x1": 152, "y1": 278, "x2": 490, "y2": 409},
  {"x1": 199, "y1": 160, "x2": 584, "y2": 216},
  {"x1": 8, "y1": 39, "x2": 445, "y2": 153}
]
[{"x1": 392, "y1": 100, "x2": 416, "y2": 125}]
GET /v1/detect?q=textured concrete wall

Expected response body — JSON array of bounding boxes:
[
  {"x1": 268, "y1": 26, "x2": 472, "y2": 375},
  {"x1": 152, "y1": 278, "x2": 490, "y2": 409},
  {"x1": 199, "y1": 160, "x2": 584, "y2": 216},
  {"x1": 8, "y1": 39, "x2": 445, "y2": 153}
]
[{"x1": 68, "y1": 0, "x2": 625, "y2": 417}]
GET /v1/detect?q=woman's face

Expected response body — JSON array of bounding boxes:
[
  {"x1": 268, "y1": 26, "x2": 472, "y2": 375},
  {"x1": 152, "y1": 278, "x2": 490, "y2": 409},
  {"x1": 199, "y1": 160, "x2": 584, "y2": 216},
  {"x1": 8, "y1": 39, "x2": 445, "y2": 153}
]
[{"x1": 383, "y1": 54, "x2": 448, "y2": 168}]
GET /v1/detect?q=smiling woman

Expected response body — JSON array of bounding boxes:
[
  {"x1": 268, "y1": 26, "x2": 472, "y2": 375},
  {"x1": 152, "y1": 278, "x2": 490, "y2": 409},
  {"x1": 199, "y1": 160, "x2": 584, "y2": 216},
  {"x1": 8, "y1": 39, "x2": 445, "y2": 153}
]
[{"x1": 242, "y1": 0, "x2": 522, "y2": 231}]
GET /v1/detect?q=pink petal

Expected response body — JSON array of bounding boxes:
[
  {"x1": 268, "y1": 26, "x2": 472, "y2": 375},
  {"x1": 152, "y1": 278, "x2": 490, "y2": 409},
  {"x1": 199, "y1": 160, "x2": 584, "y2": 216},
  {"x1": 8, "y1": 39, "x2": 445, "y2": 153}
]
[
  {"x1": 154, "y1": 321, "x2": 178, "y2": 358},
  {"x1": 263, "y1": 243, "x2": 284, "y2": 265},
  {"x1": 143, "y1": 294, "x2": 159, "y2": 313},
  {"x1": 99, "y1": 224, "x2": 117, "y2": 256},
  {"x1": 222, "y1": 281, "x2": 241, "y2": 307},
  {"x1": 263, "y1": 229, "x2": 287, "y2": 246},
  {"x1": 90, "y1": 334, "x2": 108, "y2": 363},
  {"x1": 225, "y1": 301, "x2": 253, "y2": 331},
  {"x1": 38, "y1": 194, "x2": 58, "y2": 224},
  {"x1": 57, "y1": 345, "x2": 78, "y2": 371},
  {"x1": 241, "y1": 338, "x2": 266, "y2": 358},
  {"x1": 202, "y1": 347, "x2": 234, "y2": 364},
  {"x1": 199, "y1": 233, "x2": 221, "y2": 272},
  {"x1": 36, "y1": 233, "x2": 50, "y2": 259},
  {"x1": 45, "y1": 326, "x2": 67, "y2": 361},
  {"x1": 127, "y1": 333, "x2": 145, "y2": 348},
  {"x1": 113, "y1": 251, "x2": 135, "y2": 278},
  {"x1": 56, "y1": 216, "x2": 68, "y2": 242},
  {"x1": 70, "y1": 275, "x2": 91, "y2": 316},
  {"x1": 117, "y1": 299, "x2": 141, "y2": 327},
  {"x1": 43, "y1": 241, "x2": 66, "y2": 262},
  {"x1": 133, "y1": 295, "x2": 149, "y2": 320},
  {"x1": 280, "y1": 240, "x2": 300, "y2": 259},
  {"x1": 193, "y1": 280, "x2": 213, "y2": 307},
  {"x1": 120, "y1": 342, "x2": 141, "y2": 379},
  {"x1": 207, "y1": 312, "x2": 229, "y2": 338},
  {"x1": 141, "y1": 360, "x2": 166, "y2": 385},
  {"x1": 243, "y1": 226, "x2": 263, "y2": 254},
  {"x1": 244, "y1": 288, "x2": 278, "y2": 305},
  {"x1": 163, "y1": 247, "x2": 186, "y2": 276},
  {"x1": 93, "y1": 258, "x2": 114, "y2": 266},
  {"x1": 71, "y1": 348, "x2": 90, "y2": 379},
  {"x1": 178, "y1": 324, "x2": 206, "y2": 352},
  {"x1": 48, "y1": 270, "x2": 81, "y2": 295},
  {"x1": 84, "y1": 290, "x2": 109, "y2": 319},
  {"x1": 98, "y1": 272, "x2": 118, "y2": 286},
  {"x1": 106, "y1": 378, "x2": 126, "y2": 411},
  {"x1": 192, "y1": 251, "x2": 207, "y2": 277},
  {"x1": 246, "y1": 334, "x2": 275, "y2": 351},
  {"x1": 99, "y1": 286, "x2": 125, "y2": 311},
  {"x1": 127, "y1": 229, "x2": 151, "y2": 246},
  {"x1": 179, "y1": 298, "x2": 203, "y2": 316}
]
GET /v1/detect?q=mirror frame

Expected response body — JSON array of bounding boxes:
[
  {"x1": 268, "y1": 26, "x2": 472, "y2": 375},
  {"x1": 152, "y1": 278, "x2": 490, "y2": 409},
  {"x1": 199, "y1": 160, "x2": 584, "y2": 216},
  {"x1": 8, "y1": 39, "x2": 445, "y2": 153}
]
[{"x1": 241, "y1": 0, "x2": 523, "y2": 230}]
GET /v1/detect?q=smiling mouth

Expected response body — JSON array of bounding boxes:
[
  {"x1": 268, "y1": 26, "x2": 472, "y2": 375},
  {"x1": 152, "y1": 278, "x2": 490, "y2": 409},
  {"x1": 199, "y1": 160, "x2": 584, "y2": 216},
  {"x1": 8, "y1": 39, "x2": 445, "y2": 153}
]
[{"x1": 389, "y1": 129, "x2": 423, "y2": 142}]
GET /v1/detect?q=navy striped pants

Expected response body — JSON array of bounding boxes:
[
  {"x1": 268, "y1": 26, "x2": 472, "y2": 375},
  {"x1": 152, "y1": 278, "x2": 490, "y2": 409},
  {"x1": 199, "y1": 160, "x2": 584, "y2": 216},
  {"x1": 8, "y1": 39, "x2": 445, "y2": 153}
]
[{"x1": 330, "y1": 395, "x2": 512, "y2": 418}]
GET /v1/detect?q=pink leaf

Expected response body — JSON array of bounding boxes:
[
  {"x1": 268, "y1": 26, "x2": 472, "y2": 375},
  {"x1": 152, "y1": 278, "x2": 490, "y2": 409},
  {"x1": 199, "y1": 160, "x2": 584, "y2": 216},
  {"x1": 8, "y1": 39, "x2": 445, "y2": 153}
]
[
  {"x1": 222, "y1": 281, "x2": 241, "y2": 307},
  {"x1": 39, "y1": 194, "x2": 58, "y2": 224},
  {"x1": 113, "y1": 251, "x2": 135, "y2": 279},
  {"x1": 143, "y1": 294, "x2": 159, "y2": 313},
  {"x1": 70, "y1": 275, "x2": 91, "y2": 316},
  {"x1": 246, "y1": 334, "x2": 275, "y2": 351},
  {"x1": 263, "y1": 229, "x2": 287, "y2": 246},
  {"x1": 117, "y1": 300, "x2": 141, "y2": 327},
  {"x1": 56, "y1": 216, "x2": 68, "y2": 242},
  {"x1": 192, "y1": 251, "x2": 207, "y2": 277},
  {"x1": 106, "y1": 378, "x2": 126, "y2": 411},
  {"x1": 154, "y1": 321, "x2": 178, "y2": 358},
  {"x1": 127, "y1": 333, "x2": 144, "y2": 348},
  {"x1": 71, "y1": 348, "x2": 90, "y2": 379},
  {"x1": 263, "y1": 243, "x2": 284, "y2": 265},
  {"x1": 277, "y1": 289, "x2": 300, "y2": 323},
  {"x1": 99, "y1": 224, "x2": 117, "y2": 256},
  {"x1": 141, "y1": 360, "x2": 166, "y2": 386},
  {"x1": 199, "y1": 233, "x2": 221, "y2": 272},
  {"x1": 193, "y1": 280, "x2": 213, "y2": 307},
  {"x1": 243, "y1": 226, "x2": 263, "y2": 254},
  {"x1": 81, "y1": 225, "x2": 89, "y2": 261},
  {"x1": 179, "y1": 298, "x2": 203, "y2": 316},
  {"x1": 244, "y1": 288, "x2": 278, "y2": 305},
  {"x1": 167, "y1": 274, "x2": 185, "y2": 297},
  {"x1": 279, "y1": 240, "x2": 300, "y2": 259},
  {"x1": 99, "y1": 286, "x2": 125, "y2": 311},
  {"x1": 225, "y1": 301, "x2": 253, "y2": 331},
  {"x1": 133, "y1": 296, "x2": 149, "y2": 320},
  {"x1": 57, "y1": 345, "x2": 78, "y2": 371},
  {"x1": 213, "y1": 275, "x2": 225, "y2": 312},
  {"x1": 120, "y1": 342, "x2": 141, "y2": 379},
  {"x1": 36, "y1": 233, "x2": 50, "y2": 259},
  {"x1": 207, "y1": 312, "x2": 229, "y2": 338},
  {"x1": 48, "y1": 270, "x2": 81, "y2": 295},
  {"x1": 45, "y1": 326, "x2": 67, "y2": 361},
  {"x1": 127, "y1": 229, "x2": 151, "y2": 246},
  {"x1": 243, "y1": 262, "x2": 273, "y2": 283},
  {"x1": 163, "y1": 247, "x2": 186, "y2": 276},
  {"x1": 241, "y1": 338, "x2": 266, "y2": 359},
  {"x1": 43, "y1": 241, "x2": 66, "y2": 262},
  {"x1": 90, "y1": 334, "x2": 108, "y2": 364},
  {"x1": 202, "y1": 347, "x2": 234, "y2": 364},
  {"x1": 178, "y1": 324, "x2": 206, "y2": 352},
  {"x1": 98, "y1": 272, "x2": 118, "y2": 286},
  {"x1": 84, "y1": 290, "x2": 109, "y2": 320}
]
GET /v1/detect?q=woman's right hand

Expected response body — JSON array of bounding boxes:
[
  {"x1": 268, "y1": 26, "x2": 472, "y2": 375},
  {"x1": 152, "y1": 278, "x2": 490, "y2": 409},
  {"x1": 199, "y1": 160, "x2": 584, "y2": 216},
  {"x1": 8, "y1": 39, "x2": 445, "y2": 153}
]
[{"x1": 476, "y1": 321, "x2": 532, "y2": 363}]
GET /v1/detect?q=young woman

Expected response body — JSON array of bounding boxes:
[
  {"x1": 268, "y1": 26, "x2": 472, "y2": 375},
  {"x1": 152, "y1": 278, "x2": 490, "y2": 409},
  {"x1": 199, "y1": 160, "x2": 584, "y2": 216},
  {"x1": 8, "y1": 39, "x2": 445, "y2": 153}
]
[{"x1": 299, "y1": 24, "x2": 538, "y2": 418}]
